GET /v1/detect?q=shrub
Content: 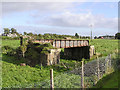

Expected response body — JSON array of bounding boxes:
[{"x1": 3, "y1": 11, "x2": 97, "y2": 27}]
[
  {"x1": 16, "y1": 47, "x2": 22, "y2": 58},
  {"x1": 2, "y1": 46, "x2": 16, "y2": 55},
  {"x1": 25, "y1": 48, "x2": 40, "y2": 66}
]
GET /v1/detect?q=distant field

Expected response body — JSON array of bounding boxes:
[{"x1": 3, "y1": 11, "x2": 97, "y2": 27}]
[
  {"x1": 2, "y1": 39, "x2": 118, "y2": 56},
  {"x1": 2, "y1": 40, "x2": 20, "y2": 49},
  {"x1": 89, "y1": 39, "x2": 118, "y2": 56}
]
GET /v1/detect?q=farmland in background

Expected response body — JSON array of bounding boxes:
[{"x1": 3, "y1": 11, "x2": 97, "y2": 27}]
[
  {"x1": 2, "y1": 40, "x2": 20, "y2": 49},
  {"x1": 2, "y1": 39, "x2": 118, "y2": 57},
  {"x1": 89, "y1": 39, "x2": 118, "y2": 56}
]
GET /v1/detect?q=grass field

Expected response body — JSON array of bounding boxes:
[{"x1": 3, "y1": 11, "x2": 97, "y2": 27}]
[
  {"x1": 1, "y1": 39, "x2": 119, "y2": 88},
  {"x1": 2, "y1": 39, "x2": 118, "y2": 57},
  {"x1": 2, "y1": 54, "x2": 81, "y2": 88},
  {"x1": 2, "y1": 54, "x2": 50, "y2": 88},
  {"x1": 2, "y1": 40, "x2": 20, "y2": 49},
  {"x1": 89, "y1": 39, "x2": 118, "y2": 56}
]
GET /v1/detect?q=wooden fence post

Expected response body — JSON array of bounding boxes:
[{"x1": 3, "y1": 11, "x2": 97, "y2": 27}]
[
  {"x1": 50, "y1": 69, "x2": 54, "y2": 90},
  {"x1": 97, "y1": 56, "x2": 100, "y2": 80},
  {"x1": 109, "y1": 54, "x2": 111, "y2": 68},
  {"x1": 81, "y1": 59, "x2": 84, "y2": 88},
  {"x1": 105, "y1": 56, "x2": 108, "y2": 74}
]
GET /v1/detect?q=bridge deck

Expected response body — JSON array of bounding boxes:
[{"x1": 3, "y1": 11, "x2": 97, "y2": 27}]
[{"x1": 33, "y1": 39, "x2": 89, "y2": 48}]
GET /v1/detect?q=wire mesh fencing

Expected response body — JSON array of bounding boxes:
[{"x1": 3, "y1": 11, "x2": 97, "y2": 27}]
[
  {"x1": 9, "y1": 53, "x2": 117, "y2": 88},
  {"x1": 40, "y1": 53, "x2": 116, "y2": 88},
  {"x1": 67, "y1": 54, "x2": 117, "y2": 88}
]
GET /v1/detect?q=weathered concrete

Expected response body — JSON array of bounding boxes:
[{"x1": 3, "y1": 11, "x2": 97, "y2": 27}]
[
  {"x1": 90, "y1": 45, "x2": 95, "y2": 58},
  {"x1": 40, "y1": 45, "x2": 95, "y2": 66},
  {"x1": 40, "y1": 49, "x2": 61, "y2": 66},
  {"x1": 64, "y1": 45, "x2": 95, "y2": 60}
]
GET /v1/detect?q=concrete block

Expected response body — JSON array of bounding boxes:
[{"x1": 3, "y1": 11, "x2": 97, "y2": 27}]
[{"x1": 40, "y1": 49, "x2": 61, "y2": 66}]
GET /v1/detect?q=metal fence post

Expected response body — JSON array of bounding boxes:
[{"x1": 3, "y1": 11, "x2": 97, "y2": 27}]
[{"x1": 50, "y1": 69, "x2": 54, "y2": 90}]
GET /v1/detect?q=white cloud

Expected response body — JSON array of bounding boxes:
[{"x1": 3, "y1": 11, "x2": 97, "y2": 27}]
[
  {"x1": 2, "y1": 1, "x2": 118, "y2": 34},
  {"x1": 32, "y1": 12, "x2": 117, "y2": 30}
]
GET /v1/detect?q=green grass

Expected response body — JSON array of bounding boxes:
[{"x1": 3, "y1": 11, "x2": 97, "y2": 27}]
[
  {"x1": 1, "y1": 39, "x2": 119, "y2": 88},
  {"x1": 89, "y1": 39, "x2": 118, "y2": 56},
  {"x1": 2, "y1": 54, "x2": 49, "y2": 88},
  {"x1": 2, "y1": 54, "x2": 81, "y2": 88},
  {"x1": 2, "y1": 54, "x2": 93, "y2": 88},
  {"x1": 93, "y1": 71, "x2": 119, "y2": 88},
  {"x1": 2, "y1": 40, "x2": 20, "y2": 49}
]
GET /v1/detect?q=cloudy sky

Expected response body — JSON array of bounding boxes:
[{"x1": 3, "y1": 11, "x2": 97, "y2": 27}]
[{"x1": 1, "y1": 0, "x2": 119, "y2": 36}]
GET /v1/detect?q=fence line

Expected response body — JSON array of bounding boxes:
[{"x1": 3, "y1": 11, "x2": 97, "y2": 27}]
[
  {"x1": 11, "y1": 53, "x2": 116, "y2": 88},
  {"x1": 64, "y1": 53, "x2": 116, "y2": 88}
]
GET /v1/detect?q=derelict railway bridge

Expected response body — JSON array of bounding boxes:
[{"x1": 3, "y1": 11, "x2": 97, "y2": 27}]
[
  {"x1": 33, "y1": 39, "x2": 94, "y2": 60},
  {"x1": 20, "y1": 37, "x2": 95, "y2": 65}
]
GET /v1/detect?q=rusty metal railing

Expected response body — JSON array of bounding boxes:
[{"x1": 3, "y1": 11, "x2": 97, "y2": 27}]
[{"x1": 33, "y1": 39, "x2": 89, "y2": 48}]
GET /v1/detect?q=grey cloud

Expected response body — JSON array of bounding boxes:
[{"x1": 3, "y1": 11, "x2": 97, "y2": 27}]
[{"x1": 2, "y1": 2, "x2": 74, "y2": 16}]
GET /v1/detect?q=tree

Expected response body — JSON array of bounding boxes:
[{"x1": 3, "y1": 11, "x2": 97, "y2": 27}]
[
  {"x1": 20, "y1": 45, "x2": 27, "y2": 57},
  {"x1": 20, "y1": 39, "x2": 27, "y2": 57},
  {"x1": 27, "y1": 32, "x2": 33, "y2": 36},
  {"x1": 11, "y1": 28, "x2": 16, "y2": 34},
  {"x1": 15, "y1": 32, "x2": 20, "y2": 36},
  {"x1": 24, "y1": 32, "x2": 27, "y2": 35},
  {"x1": 94, "y1": 36, "x2": 97, "y2": 39},
  {"x1": 34, "y1": 34, "x2": 38, "y2": 39},
  {"x1": 44, "y1": 33, "x2": 51, "y2": 39},
  {"x1": 38, "y1": 34, "x2": 44, "y2": 39},
  {"x1": 4, "y1": 28, "x2": 10, "y2": 35},
  {"x1": 115, "y1": 33, "x2": 120, "y2": 39},
  {"x1": 38, "y1": 34, "x2": 42, "y2": 37},
  {"x1": 75, "y1": 33, "x2": 79, "y2": 38}
]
